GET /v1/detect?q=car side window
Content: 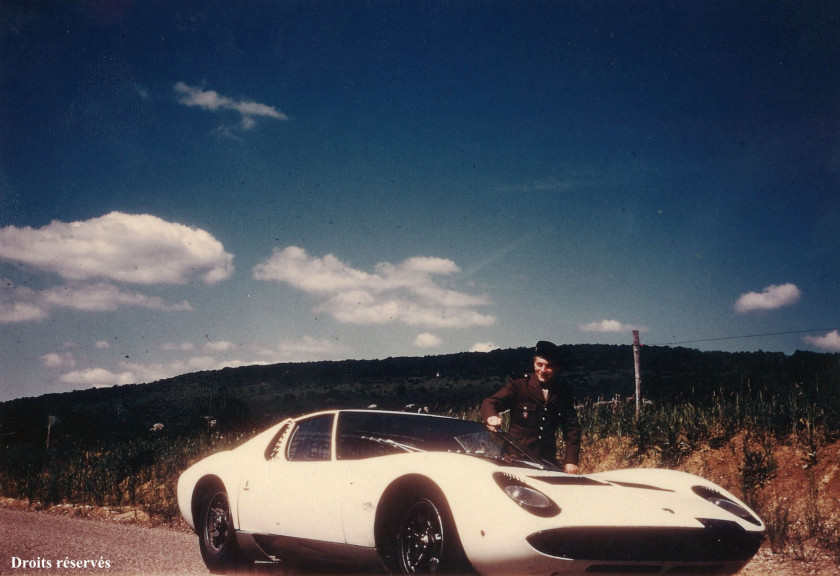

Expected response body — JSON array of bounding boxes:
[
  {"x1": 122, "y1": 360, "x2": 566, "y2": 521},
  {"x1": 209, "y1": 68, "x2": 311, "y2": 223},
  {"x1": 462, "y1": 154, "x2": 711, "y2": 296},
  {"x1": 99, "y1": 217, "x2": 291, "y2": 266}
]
[{"x1": 287, "y1": 414, "x2": 334, "y2": 461}]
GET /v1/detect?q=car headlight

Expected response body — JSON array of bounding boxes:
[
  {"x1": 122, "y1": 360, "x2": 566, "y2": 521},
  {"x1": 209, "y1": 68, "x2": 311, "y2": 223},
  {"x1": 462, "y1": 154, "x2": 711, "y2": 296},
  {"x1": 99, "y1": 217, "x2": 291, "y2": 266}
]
[
  {"x1": 494, "y1": 473, "x2": 560, "y2": 517},
  {"x1": 692, "y1": 486, "x2": 762, "y2": 526}
]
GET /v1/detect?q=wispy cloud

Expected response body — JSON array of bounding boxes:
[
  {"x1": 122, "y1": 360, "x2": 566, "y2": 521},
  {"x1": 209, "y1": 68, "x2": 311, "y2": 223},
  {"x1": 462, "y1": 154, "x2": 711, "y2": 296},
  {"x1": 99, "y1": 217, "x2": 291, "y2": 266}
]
[
  {"x1": 803, "y1": 329, "x2": 840, "y2": 353},
  {"x1": 253, "y1": 246, "x2": 496, "y2": 329},
  {"x1": 174, "y1": 82, "x2": 287, "y2": 129},
  {"x1": 462, "y1": 234, "x2": 534, "y2": 277},
  {"x1": 578, "y1": 319, "x2": 647, "y2": 334},
  {"x1": 43, "y1": 283, "x2": 192, "y2": 312},
  {"x1": 495, "y1": 178, "x2": 580, "y2": 194},
  {"x1": 0, "y1": 279, "x2": 191, "y2": 324},
  {"x1": 734, "y1": 283, "x2": 801, "y2": 314}
]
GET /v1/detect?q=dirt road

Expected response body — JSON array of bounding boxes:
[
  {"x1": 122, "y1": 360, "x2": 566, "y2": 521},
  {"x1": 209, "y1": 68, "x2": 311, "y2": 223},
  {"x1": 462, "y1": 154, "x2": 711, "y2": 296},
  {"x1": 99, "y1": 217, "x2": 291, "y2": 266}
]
[{"x1": 1, "y1": 506, "x2": 835, "y2": 576}]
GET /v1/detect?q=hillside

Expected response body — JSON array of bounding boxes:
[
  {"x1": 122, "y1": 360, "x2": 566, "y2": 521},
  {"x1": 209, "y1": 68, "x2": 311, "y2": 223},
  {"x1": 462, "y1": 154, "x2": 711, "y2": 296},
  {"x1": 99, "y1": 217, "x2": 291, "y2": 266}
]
[{"x1": 1, "y1": 344, "x2": 837, "y2": 446}]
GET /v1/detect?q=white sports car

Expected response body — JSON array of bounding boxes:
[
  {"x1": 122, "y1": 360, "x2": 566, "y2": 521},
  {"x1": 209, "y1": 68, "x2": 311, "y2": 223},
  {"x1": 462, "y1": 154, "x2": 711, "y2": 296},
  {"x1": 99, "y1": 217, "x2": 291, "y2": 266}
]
[{"x1": 177, "y1": 409, "x2": 764, "y2": 575}]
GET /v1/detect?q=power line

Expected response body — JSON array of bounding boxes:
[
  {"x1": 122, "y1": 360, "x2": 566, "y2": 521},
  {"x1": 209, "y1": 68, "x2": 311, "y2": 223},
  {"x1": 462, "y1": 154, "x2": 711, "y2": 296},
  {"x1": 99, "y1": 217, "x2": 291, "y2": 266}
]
[{"x1": 651, "y1": 327, "x2": 840, "y2": 347}]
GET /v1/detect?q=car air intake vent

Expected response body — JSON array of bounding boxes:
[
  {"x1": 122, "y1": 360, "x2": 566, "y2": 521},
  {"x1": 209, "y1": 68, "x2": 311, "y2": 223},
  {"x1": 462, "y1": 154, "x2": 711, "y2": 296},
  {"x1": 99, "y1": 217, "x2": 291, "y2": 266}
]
[
  {"x1": 530, "y1": 476, "x2": 608, "y2": 486},
  {"x1": 610, "y1": 481, "x2": 675, "y2": 492},
  {"x1": 527, "y1": 522, "x2": 762, "y2": 563},
  {"x1": 585, "y1": 565, "x2": 662, "y2": 573}
]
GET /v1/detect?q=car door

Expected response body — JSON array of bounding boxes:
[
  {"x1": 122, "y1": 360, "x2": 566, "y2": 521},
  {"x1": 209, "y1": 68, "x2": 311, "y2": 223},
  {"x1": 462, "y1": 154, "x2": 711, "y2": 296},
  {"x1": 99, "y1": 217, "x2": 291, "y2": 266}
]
[{"x1": 240, "y1": 413, "x2": 346, "y2": 543}]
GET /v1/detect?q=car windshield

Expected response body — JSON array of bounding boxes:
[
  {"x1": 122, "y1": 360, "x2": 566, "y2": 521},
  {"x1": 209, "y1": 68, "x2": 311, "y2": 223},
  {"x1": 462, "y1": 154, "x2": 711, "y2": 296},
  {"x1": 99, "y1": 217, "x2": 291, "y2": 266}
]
[
  {"x1": 450, "y1": 429, "x2": 556, "y2": 470},
  {"x1": 336, "y1": 411, "x2": 559, "y2": 471}
]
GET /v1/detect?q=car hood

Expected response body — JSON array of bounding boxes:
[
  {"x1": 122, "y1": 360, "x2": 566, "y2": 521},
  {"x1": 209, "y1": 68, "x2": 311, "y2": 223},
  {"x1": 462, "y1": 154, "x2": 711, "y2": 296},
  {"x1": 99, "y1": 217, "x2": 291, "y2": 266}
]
[{"x1": 501, "y1": 468, "x2": 763, "y2": 532}]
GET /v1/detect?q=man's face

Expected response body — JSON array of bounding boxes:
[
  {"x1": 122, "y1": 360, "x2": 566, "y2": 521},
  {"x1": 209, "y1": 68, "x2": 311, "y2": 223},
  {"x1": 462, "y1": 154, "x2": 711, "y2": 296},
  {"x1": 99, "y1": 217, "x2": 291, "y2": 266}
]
[{"x1": 534, "y1": 356, "x2": 558, "y2": 384}]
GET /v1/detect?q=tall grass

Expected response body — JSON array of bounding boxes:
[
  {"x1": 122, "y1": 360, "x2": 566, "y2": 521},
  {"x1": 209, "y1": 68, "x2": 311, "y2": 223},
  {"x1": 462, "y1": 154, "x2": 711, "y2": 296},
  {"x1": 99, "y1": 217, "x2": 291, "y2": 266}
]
[{"x1": 0, "y1": 428, "x2": 252, "y2": 523}]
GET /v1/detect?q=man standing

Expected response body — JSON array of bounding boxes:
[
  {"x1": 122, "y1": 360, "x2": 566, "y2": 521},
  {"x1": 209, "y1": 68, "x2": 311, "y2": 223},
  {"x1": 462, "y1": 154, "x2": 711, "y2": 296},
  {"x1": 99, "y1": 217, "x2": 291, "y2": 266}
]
[{"x1": 481, "y1": 341, "x2": 581, "y2": 474}]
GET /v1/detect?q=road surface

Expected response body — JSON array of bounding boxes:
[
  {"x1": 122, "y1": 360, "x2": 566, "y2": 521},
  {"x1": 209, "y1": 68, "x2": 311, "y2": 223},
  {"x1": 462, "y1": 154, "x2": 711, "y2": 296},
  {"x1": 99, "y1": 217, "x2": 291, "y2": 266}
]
[{"x1": 1, "y1": 506, "x2": 834, "y2": 576}]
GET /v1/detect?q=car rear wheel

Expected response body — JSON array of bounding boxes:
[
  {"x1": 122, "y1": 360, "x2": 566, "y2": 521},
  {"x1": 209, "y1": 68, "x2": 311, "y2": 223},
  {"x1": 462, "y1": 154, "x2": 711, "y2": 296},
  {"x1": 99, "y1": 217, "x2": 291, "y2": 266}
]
[
  {"x1": 198, "y1": 483, "x2": 250, "y2": 574},
  {"x1": 384, "y1": 486, "x2": 471, "y2": 574}
]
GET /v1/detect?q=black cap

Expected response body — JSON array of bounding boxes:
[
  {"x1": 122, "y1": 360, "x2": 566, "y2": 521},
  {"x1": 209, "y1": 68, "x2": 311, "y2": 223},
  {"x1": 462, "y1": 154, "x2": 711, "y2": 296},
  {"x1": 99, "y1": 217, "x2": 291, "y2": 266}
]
[{"x1": 534, "y1": 340, "x2": 561, "y2": 364}]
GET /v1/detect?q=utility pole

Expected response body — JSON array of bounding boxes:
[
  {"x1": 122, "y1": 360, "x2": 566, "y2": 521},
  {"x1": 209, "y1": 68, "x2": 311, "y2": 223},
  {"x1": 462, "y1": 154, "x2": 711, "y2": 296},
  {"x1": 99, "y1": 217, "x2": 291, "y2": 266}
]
[{"x1": 633, "y1": 330, "x2": 642, "y2": 417}]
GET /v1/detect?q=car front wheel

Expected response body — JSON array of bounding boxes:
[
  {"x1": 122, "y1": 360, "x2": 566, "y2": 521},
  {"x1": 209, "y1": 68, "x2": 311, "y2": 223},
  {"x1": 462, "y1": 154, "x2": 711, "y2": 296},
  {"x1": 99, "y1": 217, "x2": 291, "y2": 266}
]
[
  {"x1": 385, "y1": 486, "x2": 471, "y2": 574},
  {"x1": 198, "y1": 483, "x2": 250, "y2": 574}
]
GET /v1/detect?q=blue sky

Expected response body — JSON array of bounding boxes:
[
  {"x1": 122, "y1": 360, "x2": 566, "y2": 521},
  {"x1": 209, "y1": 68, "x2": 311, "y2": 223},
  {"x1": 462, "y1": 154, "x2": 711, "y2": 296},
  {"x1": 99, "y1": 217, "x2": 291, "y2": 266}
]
[{"x1": 1, "y1": 1, "x2": 839, "y2": 401}]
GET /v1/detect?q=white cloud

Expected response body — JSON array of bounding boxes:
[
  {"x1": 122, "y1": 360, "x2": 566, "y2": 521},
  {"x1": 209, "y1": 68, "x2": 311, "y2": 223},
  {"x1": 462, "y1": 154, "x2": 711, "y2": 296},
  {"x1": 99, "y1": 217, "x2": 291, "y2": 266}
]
[
  {"x1": 734, "y1": 283, "x2": 801, "y2": 313},
  {"x1": 119, "y1": 337, "x2": 352, "y2": 385},
  {"x1": 803, "y1": 330, "x2": 840, "y2": 352},
  {"x1": 275, "y1": 336, "x2": 353, "y2": 360},
  {"x1": 43, "y1": 283, "x2": 193, "y2": 312},
  {"x1": 205, "y1": 340, "x2": 235, "y2": 352},
  {"x1": 59, "y1": 367, "x2": 136, "y2": 388},
  {"x1": 470, "y1": 341, "x2": 499, "y2": 352},
  {"x1": 40, "y1": 352, "x2": 76, "y2": 369},
  {"x1": 71, "y1": 355, "x2": 254, "y2": 388},
  {"x1": 95, "y1": 340, "x2": 111, "y2": 349},
  {"x1": 0, "y1": 297, "x2": 49, "y2": 323},
  {"x1": 253, "y1": 246, "x2": 496, "y2": 329},
  {"x1": 0, "y1": 279, "x2": 192, "y2": 323},
  {"x1": 1, "y1": 279, "x2": 46, "y2": 322},
  {"x1": 62, "y1": 355, "x2": 251, "y2": 388},
  {"x1": 0, "y1": 212, "x2": 230, "y2": 323},
  {"x1": 42, "y1": 335, "x2": 356, "y2": 390},
  {"x1": 121, "y1": 356, "x2": 224, "y2": 383},
  {"x1": 578, "y1": 319, "x2": 647, "y2": 334},
  {"x1": 160, "y1": 341, "x2": 196, "y2": 352},
  {"x1": 0, "y1": 212, "x2": 234, "y2": 285},
  {"x1": 414, "y1": 333, "x2": 442, "y2": 348},
  {"x1": 174, "y1": 82, "x2": 287, "y2": 128}
]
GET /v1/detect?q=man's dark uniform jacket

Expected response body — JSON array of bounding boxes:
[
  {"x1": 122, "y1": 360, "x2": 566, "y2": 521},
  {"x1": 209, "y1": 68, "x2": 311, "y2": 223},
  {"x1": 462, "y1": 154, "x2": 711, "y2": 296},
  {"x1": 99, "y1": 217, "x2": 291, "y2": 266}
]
[{"x1": 480, "y1": 374, "x2": 581, "y2": 467}]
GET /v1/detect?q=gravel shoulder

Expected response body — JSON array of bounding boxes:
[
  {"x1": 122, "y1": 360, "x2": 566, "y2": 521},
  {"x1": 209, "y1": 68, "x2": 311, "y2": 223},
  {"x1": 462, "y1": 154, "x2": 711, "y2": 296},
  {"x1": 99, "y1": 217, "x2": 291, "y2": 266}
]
[{"x1": 0, "y1": 506, "x2": 208, "y2": 576}]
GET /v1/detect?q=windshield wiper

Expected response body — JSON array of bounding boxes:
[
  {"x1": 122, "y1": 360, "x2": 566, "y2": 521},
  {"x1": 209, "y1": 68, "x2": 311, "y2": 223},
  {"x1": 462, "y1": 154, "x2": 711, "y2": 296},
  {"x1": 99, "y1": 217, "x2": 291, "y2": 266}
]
[
  {"x1": 503, "y1": 457, "x2": 547, "y2": 470},
  {"x1": 359, "y1": 435, "x2": 424, "y2": 453},
  {"x1": 494, "y1": 430, "x2": 554, "y2": 471}
]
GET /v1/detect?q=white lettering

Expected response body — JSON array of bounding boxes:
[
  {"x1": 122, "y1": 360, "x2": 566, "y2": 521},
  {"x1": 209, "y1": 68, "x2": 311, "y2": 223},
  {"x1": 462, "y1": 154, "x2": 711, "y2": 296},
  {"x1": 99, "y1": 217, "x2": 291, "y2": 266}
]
[{"x1": 10, "y1": 557, "x2": 52, "y2": 569}]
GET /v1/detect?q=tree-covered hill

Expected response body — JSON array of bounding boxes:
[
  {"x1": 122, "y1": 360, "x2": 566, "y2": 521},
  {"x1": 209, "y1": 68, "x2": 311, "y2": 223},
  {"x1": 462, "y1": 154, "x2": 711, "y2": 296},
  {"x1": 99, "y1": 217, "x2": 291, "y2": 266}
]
[{"x1": 1, "y1": 345, "x2": 838, "y2": 448}]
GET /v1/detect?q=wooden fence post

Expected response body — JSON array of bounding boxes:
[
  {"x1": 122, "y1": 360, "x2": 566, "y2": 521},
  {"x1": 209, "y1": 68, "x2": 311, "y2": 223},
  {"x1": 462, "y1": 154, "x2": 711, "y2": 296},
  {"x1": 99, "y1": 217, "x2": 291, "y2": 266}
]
[{"x1": 633, "y1": 330, "x2": 642, "y2": 417}]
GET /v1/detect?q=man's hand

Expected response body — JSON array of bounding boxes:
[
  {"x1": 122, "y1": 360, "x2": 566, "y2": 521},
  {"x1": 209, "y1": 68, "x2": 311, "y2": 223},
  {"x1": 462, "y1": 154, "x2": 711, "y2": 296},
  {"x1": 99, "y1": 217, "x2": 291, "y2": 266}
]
[
  {"x1": 485, "y1": 415, "x2": 503, "y2": 432},
  {"x1": 564, "y1": 463, "x2": 580, "y2": 475}
]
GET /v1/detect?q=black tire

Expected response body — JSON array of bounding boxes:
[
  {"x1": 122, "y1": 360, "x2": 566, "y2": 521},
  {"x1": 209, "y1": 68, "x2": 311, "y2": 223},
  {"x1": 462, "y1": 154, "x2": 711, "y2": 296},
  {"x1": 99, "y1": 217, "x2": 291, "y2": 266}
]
[
  {"x1": 382, "y1": 486, "x2": 471, "y2": 574},
  {"x1": 197, "y1": 483, "x2": 251, "y2": 574}
]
